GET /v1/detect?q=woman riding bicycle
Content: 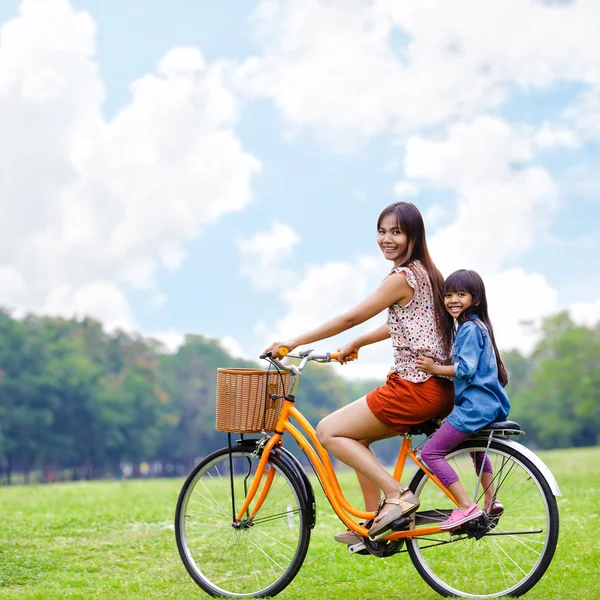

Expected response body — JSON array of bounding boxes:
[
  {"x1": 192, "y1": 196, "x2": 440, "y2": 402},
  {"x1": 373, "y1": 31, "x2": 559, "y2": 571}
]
[{"x1": 263, "y1": 201, "x2": 454, "y2": 540}]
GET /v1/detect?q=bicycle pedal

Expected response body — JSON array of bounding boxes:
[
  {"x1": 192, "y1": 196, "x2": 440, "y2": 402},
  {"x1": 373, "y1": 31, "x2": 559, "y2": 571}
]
[
  {"x1": 348, "y1": 541, "x2": 367, "y2": 554},
  {"x1": 390, "y1": 515, "x2": 413, "y2": 531}
]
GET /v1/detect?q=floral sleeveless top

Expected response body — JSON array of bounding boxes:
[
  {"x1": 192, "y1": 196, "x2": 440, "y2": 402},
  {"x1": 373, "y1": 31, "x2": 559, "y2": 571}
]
[{"x1": 386, "y1": 260, "x2": 448, "y2": 383}]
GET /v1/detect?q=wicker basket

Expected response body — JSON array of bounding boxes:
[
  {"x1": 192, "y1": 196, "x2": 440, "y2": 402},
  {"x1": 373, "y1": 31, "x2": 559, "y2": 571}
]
[{"x1": 216, "y1": 368, "x2": 291, "y2": 433}]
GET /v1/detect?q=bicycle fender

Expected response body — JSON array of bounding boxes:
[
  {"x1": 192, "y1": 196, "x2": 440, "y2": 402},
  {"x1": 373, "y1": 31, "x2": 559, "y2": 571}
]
[
  {"x1": 481, "y1": 437, "x2": 562, "y2": 497},
  {"x1": 272, "y1": 446, "x2": 317, "y2": 529},
  {"x1": 408, "y1": 437, "x2": 561, "y2": 498}
]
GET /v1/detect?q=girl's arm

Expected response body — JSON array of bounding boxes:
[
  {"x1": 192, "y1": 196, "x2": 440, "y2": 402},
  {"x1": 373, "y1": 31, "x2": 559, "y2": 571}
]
[
  {"x1": 264, "y1": 271, "x2": 412, "y2": 357},
  {"x1": 416, "y1": 357, "x2": 455, "y2": 377},
  {"x1": 417, "y1": 322, "x2": 483, "y2": 378}
]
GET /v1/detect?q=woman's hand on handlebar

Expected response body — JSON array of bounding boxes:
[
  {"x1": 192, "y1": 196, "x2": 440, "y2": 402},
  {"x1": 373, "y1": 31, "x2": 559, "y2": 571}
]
[
  {"x1": 262, "y1": 339, "x2": 298, "y2": 359},
  {"x1": 336, "y1": 341, "x2": 361, "y2": 364}
]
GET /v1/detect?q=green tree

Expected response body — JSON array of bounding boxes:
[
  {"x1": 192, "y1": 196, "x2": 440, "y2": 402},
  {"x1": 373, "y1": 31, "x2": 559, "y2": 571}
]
[{"x1": 510, "y1": 313, "x2": 600, "y2": 448}]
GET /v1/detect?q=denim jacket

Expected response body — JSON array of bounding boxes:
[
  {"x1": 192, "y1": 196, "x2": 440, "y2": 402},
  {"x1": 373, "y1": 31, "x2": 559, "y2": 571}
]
[{"x1": 446, "y1": 315, "x2": 510, "y2": 433}]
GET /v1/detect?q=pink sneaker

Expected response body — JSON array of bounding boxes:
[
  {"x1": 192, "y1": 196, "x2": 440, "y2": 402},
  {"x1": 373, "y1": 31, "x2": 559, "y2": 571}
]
[{"x1": 439, "y1": 502, "x2": 483, "y2": 530}]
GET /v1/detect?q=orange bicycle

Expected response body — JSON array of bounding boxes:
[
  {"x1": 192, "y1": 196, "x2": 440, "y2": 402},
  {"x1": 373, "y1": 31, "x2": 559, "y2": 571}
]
[{"x1": 175, "y1": 349, "x2": 560, "y2": 598}]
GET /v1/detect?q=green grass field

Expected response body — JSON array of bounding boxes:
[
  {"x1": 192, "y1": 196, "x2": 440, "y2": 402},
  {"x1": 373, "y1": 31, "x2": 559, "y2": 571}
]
[{"x1": 1, "y1": 445, "x2": 598, "y2": 600}]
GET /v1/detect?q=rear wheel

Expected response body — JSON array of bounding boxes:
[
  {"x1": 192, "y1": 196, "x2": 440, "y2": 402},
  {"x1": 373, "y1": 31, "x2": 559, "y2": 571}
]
[
  {"x1": 175, "y1": 447, "x2": 311, "y2": 597},
  {"x1": 407, "y1": 440, "x2": 559, "y2": 598}
]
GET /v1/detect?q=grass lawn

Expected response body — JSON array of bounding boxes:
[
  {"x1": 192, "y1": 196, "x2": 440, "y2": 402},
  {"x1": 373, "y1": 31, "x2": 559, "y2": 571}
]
[{"x1": 0, "y1": 445, "x2": 598, "y2": 599}]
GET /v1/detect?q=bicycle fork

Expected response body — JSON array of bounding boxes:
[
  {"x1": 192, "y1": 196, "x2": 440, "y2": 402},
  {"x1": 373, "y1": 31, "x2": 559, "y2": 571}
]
[{"x1": 227, "y1": 433, "x2": 281, "y2": 526}]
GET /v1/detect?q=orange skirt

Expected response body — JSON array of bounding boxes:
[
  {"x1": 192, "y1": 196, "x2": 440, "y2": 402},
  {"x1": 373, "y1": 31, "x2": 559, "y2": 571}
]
[{"x1": 366, "y1": 372, "x2": 454, "y2": 433}]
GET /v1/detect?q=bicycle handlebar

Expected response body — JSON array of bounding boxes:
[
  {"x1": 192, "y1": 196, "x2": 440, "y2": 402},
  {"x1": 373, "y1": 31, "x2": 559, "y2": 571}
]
[
  {"x1": 329, "y1": 351, "x2": 359, "y2": 361},
  {"x1": 259, "y1": 348, "x2": 359, "y2": 372}
]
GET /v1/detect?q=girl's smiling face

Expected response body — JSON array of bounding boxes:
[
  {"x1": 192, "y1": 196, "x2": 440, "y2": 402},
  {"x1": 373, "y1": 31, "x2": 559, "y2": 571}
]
[
  {"x1": 377, "y1": 214, "x2": 408, "y2": 265},
  {"x1": 444, "y1": 290, "x2": 474, "y2": 320}
]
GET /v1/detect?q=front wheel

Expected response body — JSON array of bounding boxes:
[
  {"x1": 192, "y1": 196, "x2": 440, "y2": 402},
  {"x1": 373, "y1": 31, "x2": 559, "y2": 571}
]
[
  {"x1": 175, "y1": 446, "x2": 311, "y2": 597},
  {"x1": 406, "y1": 440, "x2": 559, "y2": 598}
]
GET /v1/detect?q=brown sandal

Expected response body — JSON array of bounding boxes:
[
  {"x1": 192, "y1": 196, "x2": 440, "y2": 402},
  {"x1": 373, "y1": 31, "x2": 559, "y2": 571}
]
[{"x1": 368, "y1": 487, "x2": 420, "y2": 538}]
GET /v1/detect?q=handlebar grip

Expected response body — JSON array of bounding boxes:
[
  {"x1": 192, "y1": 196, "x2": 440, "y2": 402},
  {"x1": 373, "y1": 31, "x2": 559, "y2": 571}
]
[
  {"x1": 330, "y1": 351, "x2": 359, "y2": 361},
  {"x1": 260, "y1": 347, "x2": 290, "y2": 360}
]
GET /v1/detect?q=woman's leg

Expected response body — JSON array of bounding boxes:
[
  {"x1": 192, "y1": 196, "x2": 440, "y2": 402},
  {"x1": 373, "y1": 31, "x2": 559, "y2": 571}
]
[
  {"x1": 317, "y1": 397, "x2": 419, "y2": 533},
  {"x1": 355, "y1": 432, "x2": 401, "y2": 512},
  {"x1": 316, "y1": 397, "x2": 403, "y2": 501}
]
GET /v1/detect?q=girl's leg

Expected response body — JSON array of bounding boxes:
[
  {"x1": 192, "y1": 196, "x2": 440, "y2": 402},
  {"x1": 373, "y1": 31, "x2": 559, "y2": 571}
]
[
  {"x1": 421, "y1": 421, "x2": 474, "y2": 510},
  {"x1": 471, "y1": 452, "x2": 497, "y2": 506}
]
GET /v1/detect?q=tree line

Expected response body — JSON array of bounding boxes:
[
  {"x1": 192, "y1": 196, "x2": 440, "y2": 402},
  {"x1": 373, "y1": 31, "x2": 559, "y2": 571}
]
[{"x1": 0, "y1": 308, "x2": 598, "y2": 484}]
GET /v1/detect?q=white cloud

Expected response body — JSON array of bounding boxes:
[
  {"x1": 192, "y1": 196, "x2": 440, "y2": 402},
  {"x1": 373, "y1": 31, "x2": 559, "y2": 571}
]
[
  {"x1": 393, "y1": 180, "x2": 419, "y2": 197},
  {"x1": 559, "y1": 164, "x2": 600, "y2": 202},
  {"x1": 0, "y1": 266, "x2": 25, "y2": 294},
  {"x1": 403, "y1": 116, "x2": 559, "y2": 274},
  {"x1": 565, "y1": 85, "x2": 600, "y2": 139},
  {"x1": 533, "y1": 124, "x2": 580, "y2": 150},
  {"x1": 569, "y1": 298, "x2": 600, "y2": 328},
  {"x1": 146, "y1": 329, "x2": 186, "y2": 353},
  {"x1": 265, "y1": 256, "x2": 381, "y2": 343},
  {"x1": 240, "y1": 0, "x2": 597, "y2": 371},
  {"x1": 219, "y1": 335, "x2": 247, "y2": 359},
  {"x1": 145, "y1": 330, "x2": 249, "y2": 361},
  {"x1": 423, "y1": 203, "x2": 452, "y2": 230},
  {"x1": 43, "y1": 281, "x2": 137, "y2": 332},
  {"x1": 0, "y1": 0, "x2": 260, "y2": 329},
  {"x1": 238, "y1": 220, "x2": 300, "y2": 291},
  {"x1": 405, "y1": 116, "x2": 533, "y2": 185},
  {"x1": 241, "y1": 0, "x2": 600, "y2": 139},
  {"x1": 484, "y1": 268, "x2": 559, "y2": 355}
]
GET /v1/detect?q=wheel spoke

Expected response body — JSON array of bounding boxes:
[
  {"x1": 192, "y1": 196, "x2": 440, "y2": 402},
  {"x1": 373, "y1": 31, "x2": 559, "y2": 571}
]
[
  {"x1": 175, "y1": 448, "x2": 310, "y2": 597},
  {"x1": 407, "y1": 441, "x2": 558, "y2": 598}
]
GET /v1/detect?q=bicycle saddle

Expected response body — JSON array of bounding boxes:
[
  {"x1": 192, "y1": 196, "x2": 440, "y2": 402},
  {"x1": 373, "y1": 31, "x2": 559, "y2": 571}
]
[{"x1": 408, "y1": 419, "x2": 442, "y2": 436}]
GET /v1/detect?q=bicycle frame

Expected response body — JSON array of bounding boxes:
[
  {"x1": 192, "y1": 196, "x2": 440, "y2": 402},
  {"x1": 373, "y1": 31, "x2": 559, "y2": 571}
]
[
  {"x1": 177, "y1": 351, "x2": 561, "y2": 599},
  {"x1": 235, "y1": 393, "x2": 458, "y2": 542}
]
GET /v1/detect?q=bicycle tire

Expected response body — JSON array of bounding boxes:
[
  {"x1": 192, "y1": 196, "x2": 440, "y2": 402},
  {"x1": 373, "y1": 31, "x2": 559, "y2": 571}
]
[
  {"x1": 175, "y1": 446, "x2": 311, "y2": 598},
  {"x1": 406, "y1": 440, "x2": 559, "y2": 598}
]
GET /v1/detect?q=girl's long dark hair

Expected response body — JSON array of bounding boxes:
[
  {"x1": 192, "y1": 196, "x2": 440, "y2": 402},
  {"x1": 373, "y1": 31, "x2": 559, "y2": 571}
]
[
  {"x1": 443, "y1": 269, "x2": 509, "y2": 386},
  {"x1": 377, "y1": 202, "x2": 453, "y2": 356}
]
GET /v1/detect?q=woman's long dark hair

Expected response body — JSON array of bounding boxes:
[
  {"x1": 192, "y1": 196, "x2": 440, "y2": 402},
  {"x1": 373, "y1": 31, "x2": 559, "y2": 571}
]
[
  {"x1": 443, "y1": 269, "x2": 509, "y2": 386},
  {"x1": 377, "y1": 201, "x2": 453, "y2": 356}
]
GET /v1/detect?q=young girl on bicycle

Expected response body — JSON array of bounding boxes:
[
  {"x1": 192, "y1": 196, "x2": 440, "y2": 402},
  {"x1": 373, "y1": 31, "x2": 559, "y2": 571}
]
[
  {"x1": 263, "y1": 201, "x2": 455, "y2": 541},
  {"x1": 416, "y1": 269, "x2": 510, "y2": 529}
]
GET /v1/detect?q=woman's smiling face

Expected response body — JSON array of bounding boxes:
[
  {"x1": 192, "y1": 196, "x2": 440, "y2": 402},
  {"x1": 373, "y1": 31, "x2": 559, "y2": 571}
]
[{"x1": 377, "y1": 213, "x2": 408, "y2": 265}]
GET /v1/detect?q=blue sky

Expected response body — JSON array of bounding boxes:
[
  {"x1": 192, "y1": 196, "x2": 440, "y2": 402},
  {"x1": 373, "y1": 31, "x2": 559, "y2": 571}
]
[{"x1": 1, "y1": 0, "x2": 599, "y2": 379}]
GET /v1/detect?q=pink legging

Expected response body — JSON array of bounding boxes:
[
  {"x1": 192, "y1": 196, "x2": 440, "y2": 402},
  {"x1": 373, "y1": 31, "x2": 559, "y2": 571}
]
[{"x1": 421, "y1": 421, "x2": 493, "y2": 488}]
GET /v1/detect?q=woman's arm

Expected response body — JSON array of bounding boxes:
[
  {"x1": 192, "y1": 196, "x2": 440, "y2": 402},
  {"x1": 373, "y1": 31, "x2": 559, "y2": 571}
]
[
  {"x1": 336, "y1": 323, "x2": 390, "y2": 362},
  {"x1": 264, "y1": 271, "x2": 412, "y2": 357},
  {"x1": 350, "y1": 322, "x2": 391, "y2": 348}
]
